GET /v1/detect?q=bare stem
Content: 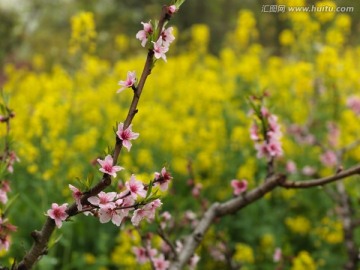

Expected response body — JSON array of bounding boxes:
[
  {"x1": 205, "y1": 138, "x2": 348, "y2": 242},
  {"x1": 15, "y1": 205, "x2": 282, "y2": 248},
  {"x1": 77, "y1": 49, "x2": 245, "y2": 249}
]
[{"x1": 280, "y1": 164, "x2": 360, "y2": 189}]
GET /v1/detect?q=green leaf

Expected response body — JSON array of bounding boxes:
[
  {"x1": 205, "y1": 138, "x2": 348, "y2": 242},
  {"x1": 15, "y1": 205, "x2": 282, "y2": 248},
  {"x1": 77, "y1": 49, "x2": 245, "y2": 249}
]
[
  {"x1": 3, "y1": 193, "x2": 19, "y2": 213},
  {"x1": 48, "y1": 233, "x2": 63, "y2": 250},
  {"x1": 174, "y1": 0, "x2": 185, "y2": 8},
  {"x1": 85, "y1": 173, "x2": 94, "y2": 189},
  {"x1": 145, "y1": 180, "x2": 153, "y2": 199}
]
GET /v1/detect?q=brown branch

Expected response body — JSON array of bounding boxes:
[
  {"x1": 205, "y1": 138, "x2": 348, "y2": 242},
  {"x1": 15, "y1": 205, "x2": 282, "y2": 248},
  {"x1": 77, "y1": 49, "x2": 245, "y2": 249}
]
[
  {"x1": 169, "y1": 174, "x2": 286, "y2": 270},
  {"x1": 170, "y1": 163, "x2": 360, "y2": 269},
  {"x1": 280, "y1": 164, "x2": 360, "y2": 189},
  {"x1": 15, "y1": 5, "x2": 174, "y2": 270},
  {"x1": 157, "y1": 226, "x2": 178, "y2": 260}
]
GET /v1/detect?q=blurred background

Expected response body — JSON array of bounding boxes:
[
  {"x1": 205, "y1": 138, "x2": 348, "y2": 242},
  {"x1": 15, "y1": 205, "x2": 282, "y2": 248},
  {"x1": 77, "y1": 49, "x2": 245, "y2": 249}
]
[
  {"x1": 1, "y1": 0, "x2": 360, "y2": 269},
  {"x1": 1, "y1": 0, "x2": 359, "y2": 66}
]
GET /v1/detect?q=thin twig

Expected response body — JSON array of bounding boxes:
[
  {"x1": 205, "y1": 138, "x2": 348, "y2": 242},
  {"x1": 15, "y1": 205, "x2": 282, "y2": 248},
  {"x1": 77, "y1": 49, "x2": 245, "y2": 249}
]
[
  {"x1": 280, "y1": 164, "x2": 360, "y2": 189},
  {"x1": 157, "y1": 226, "x2": 178, "y2": 260}
]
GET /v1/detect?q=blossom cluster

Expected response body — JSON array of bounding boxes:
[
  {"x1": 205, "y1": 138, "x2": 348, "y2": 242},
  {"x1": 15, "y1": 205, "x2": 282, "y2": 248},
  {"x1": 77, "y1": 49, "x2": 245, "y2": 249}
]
[
  {"x1": 0, "y1": 109, "x2": 18, "y2": 252},
  {"x1": 347, "y1": 96, "x2": 360, "y2": 116},
  {"x1": 49, "y1": 166, "x2": 171, "y2": 228},
  {"x1": 136, "y1": 5, "x2": 177, "y2": 62},
  {"x1": 48, "y1": 162, "x2": 171, "y2": 229},
  {"x1": 132, "y1": 233, "x2": 200, "y2": 270},
  {"x1": 133, "y1": 244, "x2": 170, "y2": 270},
  {"x1": 117, "y1": 5, "x2": 177, "y2": 94},
  {"x1": 0, "y1": 217, "x2": 17, "y2": 251},
  {"x1": 250, "y1": 106, "x2": 283, "y2": 160},
  {"x1": 46, "y1": 120, "x2": 171, "y2": 229}
]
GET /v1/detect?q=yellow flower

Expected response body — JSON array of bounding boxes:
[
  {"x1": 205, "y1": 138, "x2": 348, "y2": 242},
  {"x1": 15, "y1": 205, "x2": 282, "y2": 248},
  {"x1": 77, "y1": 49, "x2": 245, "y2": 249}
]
[
  {"x1": 190, "y1": 24, "x2": 209, "y2": 54},
  {"x1": 326, "y1": 29, "x2": 344, "y2": 47},
  {"x1": 315, "y1": 1, "x2": 337, "y2": 23},
  {"x1": 69, "y1": 11, "x2": 97, "y2": 54},
  {"x1": 234, "y1": 10, "x2": 258, "y2": 49},
  {"x1": 260, "y1": 233, "x2": 275, "y2": 252},
  {"x1": 291, "y1": 251, "x2": 317, "y2": 270},
  {"x1": 115, "y1": 34, "x2": 129, "y2": 53},
  {"x1": 233, "y1": 243, "x2": 254, "y2": 264},
  {"x1": 280, "y1": 29, "x2": 295, "y2": 46},
  {"x1": 285, "y1": 216, "x2": 311, "y2": 235},
  {"x1": 84, "y1": 253, "x2": 96, "y2": 264},
  {"x1": 335, "y1": 14, "x2": 351, "y2": 32},
  {"x1": 315, "y1": 217, "x2": 343, "y2": 244}
]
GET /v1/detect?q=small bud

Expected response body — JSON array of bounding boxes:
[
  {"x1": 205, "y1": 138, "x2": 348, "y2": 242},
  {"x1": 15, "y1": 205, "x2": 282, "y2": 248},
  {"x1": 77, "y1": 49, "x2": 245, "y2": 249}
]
[{"x1": 168, "y1": 5, "x2": 177, "y2": 14}]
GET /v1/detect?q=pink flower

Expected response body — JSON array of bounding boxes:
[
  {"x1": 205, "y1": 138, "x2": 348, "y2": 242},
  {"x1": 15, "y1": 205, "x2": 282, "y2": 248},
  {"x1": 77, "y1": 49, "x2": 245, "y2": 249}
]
[
  {"x1": 154, "y1": 167, "x2": 172, "y2": 191},
  {"x1": 144, "y1": 199, "x2": 162, "y2": 220},
  {"x1": 153, "y1": 38, "x2": 169, "y2": 62},
  {"x1": 287, "y1": 124, "x2": 315, "y2": 145},
  {"x1": 0, "y1": 235, "x2": 10, "y2": 251},
  {"x1": 69, "y1": 184, "x2": 83, "y2": 211},
  {"x1": 120, "y1": 194, "x2": 135, "y2": 215},
  {"x1": 97, "y1": 155, "x2": 124, "y2": 177},
  {"x1": 255, "y1": 142, "x2": 270, "y2": 159},
  {"x1": 184, "y1": 210, "x2": 197, "y2": 221},
  {"x1": 267, "y1": 115, "x2": 282, "y2": 139},
  {"x1": 327, "y1": 122, "x2": 339, "y2": 147},
  {"x1": 286, "y1": 160, "x2": 297, "y2": 174},
  {"x1": 161, "y1": 27, "x2": 175, "y2": 47},
  {"x1": 146, "y1": 198, "x2": 162, "y2": 210},
  {"x1": 88, "y1": 191, "x2": 117, "y2": 209},
  {"x1": 261, "y1": 107, "x2": 270, "y2": 118},
  {"x1": 116, "y1": 123, "x2": 139, "y2": 151},
  {"x1": 47, "y1": 203, "x2": 68, "y2": 228},
  {"x1": 191, "y1": 183, "x2": 202, "y2": 198},
  {"x1": 0, "y1": 218, "x2": 17, "y2": 237},
  {"x1": 136, "y1": 21, "x2": 153, "y2": 47},
  {"x1": 125, "y1": 175, "x2": 147, "y2": 199},
  {"x1": 161, "y1": 211, "x2": 172, "y2": 221},
  {"x1": 131, "y1": 199, "x2": 162, "y2": 226},
  {"x1": 153, "y1": 254, "x2": 170, "y2": 270},
  {"x1": 175, "y1": 240, "x2": 183, "y2": 253},
  {"x1": 267, "y1": 139, "x2": 283, "y2": 157},
  {"x1": 131, "y1": 208, "x2": 148, "y2": 226},
  {"x1": 160, "y1": 211, "x2": 172, "y2": 229},
  {"x1": 231, "y1": 179, "x2": 248, "y2": 196},
  {"x1": 209, "y1": 243, "x2": 226, "y2": 262},
  {"x1": 117, "y1": 71, "x2": 137, "y2": 93},
  {"x1": 7, "y1": 151, "x2": 20, "y2": 173},
  {"x1": 98, "y1": 205, "x2": 126, "y2": 226},
  {"x1": 302, "y1": 165, "x2": 316, "y2": 176},
  {"x1": 0, "y1": 181, "x2": 10, "y2": 204},
  {"x1": 320, "y1": 150, "x2": 338, "y2": 167},
  {"x1": 168, "y1": 5, "x2": 177, "y2": 14},
  {"x1": 132, "y1": 246, "x2": 157, "y2": 264},
  {"x1": 251, "y1": 108, "x2": 283, "y2": 160},
  {"x1": 117, "y1": 180, "x2": 124, "y2": 190},
  {"x1": 1, "y1": 181, "x2": 10, "y2": 193},
  {"x1": 347, "y1": 96, "x2": 360, "y2": 115},
  {"x1": 189, "y1": 254, "x2": 200, "y2": 269},
  {"x1": 132, "y1": 247, "x2": 149, "y2": 264},
  {"x1": 273, "y1": 247, "x2": 282, "y2": 262},
  {"x1": 0, "y1": 190, "x2": 7, "y2": 204},
  {"x1": 255, "y1": 140, "x2": 283, "y2": 160},
  {"x1": 250, "y1": 123, "x2": 259, "y2": 141}
]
